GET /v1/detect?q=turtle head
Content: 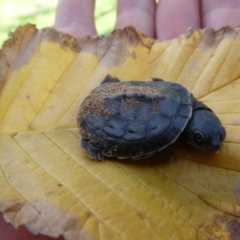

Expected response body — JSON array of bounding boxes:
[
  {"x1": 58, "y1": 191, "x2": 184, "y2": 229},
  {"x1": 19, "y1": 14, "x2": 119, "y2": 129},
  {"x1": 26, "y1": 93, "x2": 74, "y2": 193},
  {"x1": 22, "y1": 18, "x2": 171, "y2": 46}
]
[{"x1": 182, "y1": 108, "x2": 226, "y2": 152}]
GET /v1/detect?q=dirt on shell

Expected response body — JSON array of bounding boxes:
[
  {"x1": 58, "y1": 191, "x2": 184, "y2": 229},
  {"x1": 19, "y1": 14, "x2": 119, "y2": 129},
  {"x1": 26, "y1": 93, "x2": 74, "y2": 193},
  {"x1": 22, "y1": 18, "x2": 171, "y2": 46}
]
[{"x1": 77, "y1": 82, "x2": 160, "y2": 126}]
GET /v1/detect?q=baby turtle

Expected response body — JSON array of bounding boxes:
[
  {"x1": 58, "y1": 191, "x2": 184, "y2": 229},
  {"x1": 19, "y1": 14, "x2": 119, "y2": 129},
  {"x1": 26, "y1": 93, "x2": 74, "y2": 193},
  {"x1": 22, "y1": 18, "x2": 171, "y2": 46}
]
[{"x1": 77, "y1": 75, "x2": 226, "y2": 161}]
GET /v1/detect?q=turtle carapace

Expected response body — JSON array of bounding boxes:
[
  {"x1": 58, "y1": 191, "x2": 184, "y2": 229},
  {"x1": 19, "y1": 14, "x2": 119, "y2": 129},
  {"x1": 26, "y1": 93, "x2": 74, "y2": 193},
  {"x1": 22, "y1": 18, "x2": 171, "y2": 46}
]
[{"x1": 77, "y1": 75, "x2": 226, "y2": 161}]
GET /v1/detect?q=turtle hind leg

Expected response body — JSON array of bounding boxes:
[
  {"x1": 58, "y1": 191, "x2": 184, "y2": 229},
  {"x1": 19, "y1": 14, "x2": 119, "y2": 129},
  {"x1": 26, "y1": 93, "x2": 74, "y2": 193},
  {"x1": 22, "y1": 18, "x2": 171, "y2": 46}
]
[
  {"x1": 158, "y1": 144, "x2": 176, "y2": 157},
  {"x1": 81, "y1": 139, "x2": 105, "y2": 162},
  {"x1": 101, "y1": 74, "x2": 120, "y2": 84}
]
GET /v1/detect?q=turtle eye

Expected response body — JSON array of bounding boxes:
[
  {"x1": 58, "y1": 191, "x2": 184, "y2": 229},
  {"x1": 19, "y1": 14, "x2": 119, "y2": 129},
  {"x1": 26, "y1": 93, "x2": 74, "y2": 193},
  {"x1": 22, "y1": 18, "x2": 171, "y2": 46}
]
[{"x1": 194, "y1": 131, "x2": 207, "y2": 144}]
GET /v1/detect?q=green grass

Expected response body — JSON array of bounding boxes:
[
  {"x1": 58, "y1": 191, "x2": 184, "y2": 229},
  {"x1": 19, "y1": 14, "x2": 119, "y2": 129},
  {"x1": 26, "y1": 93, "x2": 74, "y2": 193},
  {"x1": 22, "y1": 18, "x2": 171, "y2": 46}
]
[{"x1": 0, "y1": 0, "x2": 116, "y2": 47}]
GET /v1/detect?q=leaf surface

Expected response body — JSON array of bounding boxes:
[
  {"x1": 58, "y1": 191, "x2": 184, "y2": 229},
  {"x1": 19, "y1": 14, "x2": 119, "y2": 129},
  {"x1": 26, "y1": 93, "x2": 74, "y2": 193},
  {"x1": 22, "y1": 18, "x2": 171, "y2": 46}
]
[{"x1": 0, "y1": 24, "x2": 240, "y2": 239}]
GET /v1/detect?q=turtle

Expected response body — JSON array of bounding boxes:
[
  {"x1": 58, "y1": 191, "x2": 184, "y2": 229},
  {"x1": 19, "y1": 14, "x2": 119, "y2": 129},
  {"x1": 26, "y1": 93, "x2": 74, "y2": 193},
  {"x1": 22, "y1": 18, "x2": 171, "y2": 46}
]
[{"x1": 77, "y1": 75, "x2": 226, "y2": 161}]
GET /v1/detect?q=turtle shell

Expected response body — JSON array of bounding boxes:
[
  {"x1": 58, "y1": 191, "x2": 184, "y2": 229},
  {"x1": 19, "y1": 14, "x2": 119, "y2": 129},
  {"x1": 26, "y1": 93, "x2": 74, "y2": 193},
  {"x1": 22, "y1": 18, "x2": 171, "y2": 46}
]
[{"x1": 77, "y1": 77, "x2": 193, "y2": 160}]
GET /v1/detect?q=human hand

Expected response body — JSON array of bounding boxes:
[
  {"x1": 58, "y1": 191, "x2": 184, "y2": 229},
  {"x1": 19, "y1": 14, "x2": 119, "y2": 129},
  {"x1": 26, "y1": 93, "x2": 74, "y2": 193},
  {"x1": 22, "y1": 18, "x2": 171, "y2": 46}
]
[
  {"x1": 55, "y1": 0, "x2": 240, "y2": 40},
  {"x1": 2, "y1": 0, "x2": 240, "y2": 239}
]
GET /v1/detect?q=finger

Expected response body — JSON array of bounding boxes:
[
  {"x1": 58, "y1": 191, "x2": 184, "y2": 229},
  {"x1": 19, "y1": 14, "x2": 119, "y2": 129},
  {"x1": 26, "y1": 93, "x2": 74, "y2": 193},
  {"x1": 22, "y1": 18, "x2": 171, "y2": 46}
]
[
  {"x1": 55, "y1": 0, "x2": 97, "y2": 38},
  {"x1": 115, "y1": 0, "x2": 156, "y2": 38},
  {"x1": 202, "y1": 0, "x2": 240, "y2": 29},
  {"x1": 0, "y1": 214, "x2": 63, "y2": 240},
  {"x1": 156, "y1": 0, "x2": 201, "y2": 40}
]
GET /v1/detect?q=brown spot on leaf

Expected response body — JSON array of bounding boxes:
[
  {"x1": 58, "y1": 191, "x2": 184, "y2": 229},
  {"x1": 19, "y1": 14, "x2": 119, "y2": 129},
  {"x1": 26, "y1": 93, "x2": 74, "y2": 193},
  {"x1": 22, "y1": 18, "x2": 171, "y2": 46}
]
[
  {"x1": 199, "y1": 28, "x2": 222, "y2": 51},
  {"x1": 122, "y1": 26, "x2": 153, "y2": 49},
  {"x1": 41, "y1": 27, "x2": 60, "y2": 42},
  {"x1": 41, "y1": 28, "x2": 81, "y2": 53},
  {"x1": 59, "y1": 34, "x2": 81, "y2": 53},
  {"x1": 199, "y1": 26, "x2": 239, "y2": 52},
  {"x1": 125, "y1": 26, "x2": 141, "y2": 45},
  {"x1": 226, "y1": 219, "x2": 240, "y2": 240},
  {"x1": 201, "y1": 214, "x2": 240, "y2": 240},
  {"x1": 220, "y1": 25, "x2": 239, "y2": 37}
]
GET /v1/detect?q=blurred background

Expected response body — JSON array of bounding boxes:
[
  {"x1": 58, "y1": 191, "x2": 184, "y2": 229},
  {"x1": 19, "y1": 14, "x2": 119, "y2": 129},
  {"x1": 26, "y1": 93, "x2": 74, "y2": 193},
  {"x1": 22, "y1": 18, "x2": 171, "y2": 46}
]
[{"x1": 0, "y1": 0, "x2": 116, "y2": 46}]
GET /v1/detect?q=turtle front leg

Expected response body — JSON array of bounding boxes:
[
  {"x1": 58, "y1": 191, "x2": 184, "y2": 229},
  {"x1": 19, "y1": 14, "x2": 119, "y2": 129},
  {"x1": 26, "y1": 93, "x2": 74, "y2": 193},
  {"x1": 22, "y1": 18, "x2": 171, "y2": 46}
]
[
  {"x1": 158, "y1": 144, "x2": 176, "y2": 157},
  {"x1": 81, "y1": 139, "x2": 105, "y2": 161}
]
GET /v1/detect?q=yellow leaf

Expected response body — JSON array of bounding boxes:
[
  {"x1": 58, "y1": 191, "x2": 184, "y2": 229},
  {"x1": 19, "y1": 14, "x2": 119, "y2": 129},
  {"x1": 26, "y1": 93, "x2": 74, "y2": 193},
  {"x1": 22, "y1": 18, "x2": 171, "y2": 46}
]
[{"x1": 0, "y1": 24, "x2": 240, "y2": 239}]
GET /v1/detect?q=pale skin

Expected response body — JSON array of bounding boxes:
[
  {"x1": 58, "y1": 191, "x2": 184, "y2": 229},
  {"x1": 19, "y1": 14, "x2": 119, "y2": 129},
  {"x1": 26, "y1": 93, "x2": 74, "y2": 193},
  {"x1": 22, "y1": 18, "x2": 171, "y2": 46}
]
[{"x1": 1, "y1": 0, "x2": 240, "y2": 239}]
